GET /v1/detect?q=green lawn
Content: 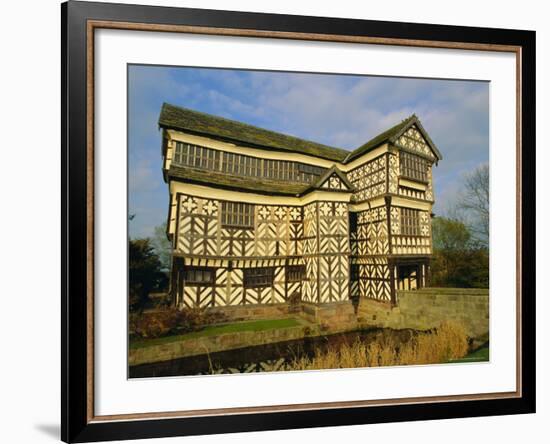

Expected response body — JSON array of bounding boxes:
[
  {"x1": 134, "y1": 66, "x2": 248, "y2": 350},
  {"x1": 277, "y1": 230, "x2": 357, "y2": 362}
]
[
  {"x1": 130, "y1": 318, "x2": 302, "y2": 350},
  {"x1": 448, "y1": 345, "x2": 489, "y2": 363}
]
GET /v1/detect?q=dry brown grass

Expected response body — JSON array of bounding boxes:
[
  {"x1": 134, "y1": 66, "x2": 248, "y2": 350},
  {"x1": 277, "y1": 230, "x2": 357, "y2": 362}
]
[{"x1": 289, "y1": 321, "x2": 469, "y2": 370}]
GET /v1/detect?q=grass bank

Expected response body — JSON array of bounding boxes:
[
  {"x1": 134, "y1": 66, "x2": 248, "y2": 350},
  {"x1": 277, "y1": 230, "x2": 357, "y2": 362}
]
[{"x1": 448, "y1": 344, "x2": 489, "y2": 363}]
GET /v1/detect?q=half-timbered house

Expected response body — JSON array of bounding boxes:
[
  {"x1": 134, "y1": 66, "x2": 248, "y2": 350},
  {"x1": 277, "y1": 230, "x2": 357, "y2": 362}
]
[{"x1": 158, "y1": 103, "x2": 442, "y2": 321}]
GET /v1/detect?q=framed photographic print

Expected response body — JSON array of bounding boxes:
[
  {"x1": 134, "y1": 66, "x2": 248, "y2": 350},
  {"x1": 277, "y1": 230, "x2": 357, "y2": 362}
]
[{"x1": 61, "y1": 1, "x2": 536, "y2": 442}]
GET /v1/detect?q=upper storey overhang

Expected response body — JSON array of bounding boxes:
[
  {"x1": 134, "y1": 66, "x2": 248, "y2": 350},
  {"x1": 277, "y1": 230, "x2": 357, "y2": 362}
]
[{"x1": 167, "y1": 164, "x2": 354, "y2": 198}]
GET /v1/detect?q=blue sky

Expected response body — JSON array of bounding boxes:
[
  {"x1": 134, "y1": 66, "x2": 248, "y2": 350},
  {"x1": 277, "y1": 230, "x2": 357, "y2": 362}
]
[{"x1": 128, "y1": 65, "x2": 489, "y2": 239}]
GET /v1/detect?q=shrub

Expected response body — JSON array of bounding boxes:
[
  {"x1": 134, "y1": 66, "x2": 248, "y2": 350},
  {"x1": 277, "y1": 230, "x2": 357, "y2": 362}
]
[{"x1": 130, "y1": 307, "x2": 226, "y2": 339}]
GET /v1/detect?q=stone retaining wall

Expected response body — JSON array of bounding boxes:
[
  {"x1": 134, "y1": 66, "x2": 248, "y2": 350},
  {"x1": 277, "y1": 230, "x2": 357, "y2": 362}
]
[
  {"x1": 357, "y1": 288, "x2": 489, "y2": 339},
  {"x1": 301, "y1": 301, "x2": 357, "y2": 328},
  {"x1": 207, "y1": 303, "x2": 296, "y2": 322},
  {"x1": 130, "y1": 324, "x2": 313, "y2": 366}
]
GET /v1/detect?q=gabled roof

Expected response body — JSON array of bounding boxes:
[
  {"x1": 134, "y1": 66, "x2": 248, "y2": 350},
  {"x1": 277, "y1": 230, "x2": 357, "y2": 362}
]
[
  {"x1": 159, "y1": 103, "x2": 441, "y2": 165},
  {"x1": 344, "y1": 114, "x2": 442, "y2": 163},
  {"x1": 159, "y1": 103, "x2": 349, "y2": 162},
  {"x1": 310, "y1": 165, "x2": 354, "y2": 191}
]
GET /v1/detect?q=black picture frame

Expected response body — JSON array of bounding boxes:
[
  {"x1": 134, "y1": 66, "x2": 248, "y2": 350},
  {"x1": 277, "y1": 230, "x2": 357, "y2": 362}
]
[{"x1": 61, "y1": 1, "x2": 536, "y2": 442}]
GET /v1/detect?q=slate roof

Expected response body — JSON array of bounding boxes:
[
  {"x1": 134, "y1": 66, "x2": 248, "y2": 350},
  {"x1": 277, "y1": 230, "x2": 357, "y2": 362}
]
[
  {"x1": 345, "y1": 114, "x2": 442, "y2": 163},
  {"x1": 168, "y1": 165, "x2": 311, "y2": 196},
  {"x1": 160, "y1": 103, "x2": 442, "y2": 166},
  {"x1": 159, "y1": 103, "x2": 349, "y2": 162},
  {"x1": 344, "y1": 115, "x2": 416, "y2": 163},
  {"x1": 311, "y1": 165, "x2": 354, "y2": 190}
]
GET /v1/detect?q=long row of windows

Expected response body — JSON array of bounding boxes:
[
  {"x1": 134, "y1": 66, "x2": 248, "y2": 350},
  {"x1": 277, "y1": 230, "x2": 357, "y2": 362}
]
[
  {"x1": 400, "y1": 151, "x2": 429, "y2": 183},
  {"x1": 173, "y1": 142, "x2": 326, "y2": 183},
  {"x1": 173, "y1": 143, "x2": 221, "y2": 170},
  {"x1": 183, "y1": 265, "x2": 305, "y2": 288}
]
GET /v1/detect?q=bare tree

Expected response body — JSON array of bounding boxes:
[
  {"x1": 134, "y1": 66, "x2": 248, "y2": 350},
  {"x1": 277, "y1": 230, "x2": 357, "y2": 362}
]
[{"x1": 458, "y1": 164, "x2": 489, "y2": 246}]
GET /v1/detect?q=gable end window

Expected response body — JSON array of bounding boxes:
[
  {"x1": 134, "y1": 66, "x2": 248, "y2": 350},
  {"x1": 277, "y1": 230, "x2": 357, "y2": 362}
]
[
  {"x1": 400, "y1": 151, "x2": 429, "y2": 183},
  {"x1": 243, "y1": 267, "x2": 275, "y2": 288},
  {"x1": 221, "y1": 202, "x2": 255, "y2": 228}
]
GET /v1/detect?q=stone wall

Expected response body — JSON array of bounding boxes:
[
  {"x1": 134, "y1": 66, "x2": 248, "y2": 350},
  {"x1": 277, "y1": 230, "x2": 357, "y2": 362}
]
[
  {"x1": 130, "y1": 324, "x2": 311, "y2": 366},
  {"x1": 357, "y1": 288, "x2": 489, "y2": 339},
  {"x1": 207, "y1": 303, "x2": 294, "y2": 322},
  {"x1": 301, "y1": 301, "x2": 357, "y2": 329}
]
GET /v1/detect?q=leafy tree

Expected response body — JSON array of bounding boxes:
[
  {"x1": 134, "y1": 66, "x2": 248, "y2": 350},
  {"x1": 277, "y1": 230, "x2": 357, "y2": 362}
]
[
  {"x1": 432, "y1": 217, "x2": 471, "y2": 251},
  {"x1": 431, "y1": 217, "x2": 489, "y2": 288},
  {"x1": 151, "y1": 222, "x2": 172, "y2": 271},
  {"x1": 129, "y1": 238, "x2": 168, "y2": 312}
]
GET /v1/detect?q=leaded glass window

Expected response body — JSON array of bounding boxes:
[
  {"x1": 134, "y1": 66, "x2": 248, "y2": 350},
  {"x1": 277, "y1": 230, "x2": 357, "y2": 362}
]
[
  {"x1": 221, "y1": 201, "x2": 255, "y2": 228},
  {"x1": 400, "y1": 208, "x2": 421, "y2": 236},
  {"x1": 243, "y1": 267, "x2": 275, "y2": 288}
]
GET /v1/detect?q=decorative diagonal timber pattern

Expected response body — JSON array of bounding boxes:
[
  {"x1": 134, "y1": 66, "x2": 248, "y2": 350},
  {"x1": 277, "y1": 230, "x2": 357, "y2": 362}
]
[
  {"x1": 388, "y1": 153, "x2": 399, "y2": 194},
  {"x1": 390, "y1": 206, "x2": 400, "y2": 235},
  {"x1": 244, "y1": 287, "x2": 270, "y2": 305},
  {"x1": 317, "y1": 202, "x2": 350, "y2": 303},
  {"x1": 214, "y1": 268, "x2": 229, "y2": 306},
  {"x1": 232, "y1": 229, "x2": 255, "y2": 257},
  {"x1": 182, "y1": 285, "x2": 214, "y2": 308},
  {"x1": 390, "y1": 207, "x2": 432, "y2": 255},
  {"x1": 350, "y1": 278, "x2": 359, "y2": 300},
  {"x1": 177, "y1": 196, "x2": 218, "y2": 256},
  {"x1": 351, "y1": 207, "x2": 391, "y2": 301},
  {"x1": 255, "y1": 205, "x2": 292, "y2": 257},
  {"x1": 356, "y1": 206, "x2": 389, "y2": 256},
  {"x1": 395, "y1": 125, "x2": 436, "y2": 160},
  {"x1": 303, "y1": 256, "x2": 318, "y2": 303},
  {"x1": 425, "y1": 168, "x2": 434, "y2": 201},
  {"x1": 319, "y1": 255, "x2": 349, "y2": 302},
  {"x1": 357, "y1": 257, "x2": 391, "y2": 301},
  {"x1": 302, "y1": 202, "x2": 318, "y2": 303},
  {"x1": 273, "y1": 266, "x2": 286, "y2": 303},
  {"x1": 286, "y1": 281, "x2": 301, "y2": 301},
  {"x1": 346, "y1": 155, "x2": 387, "y2": 203},
  {"x1": 228, "y1": 269, "x2": 244, "y2": 306},
  {"x1": 321, "y1": 174, "x2": 346, "y2": 190}
]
